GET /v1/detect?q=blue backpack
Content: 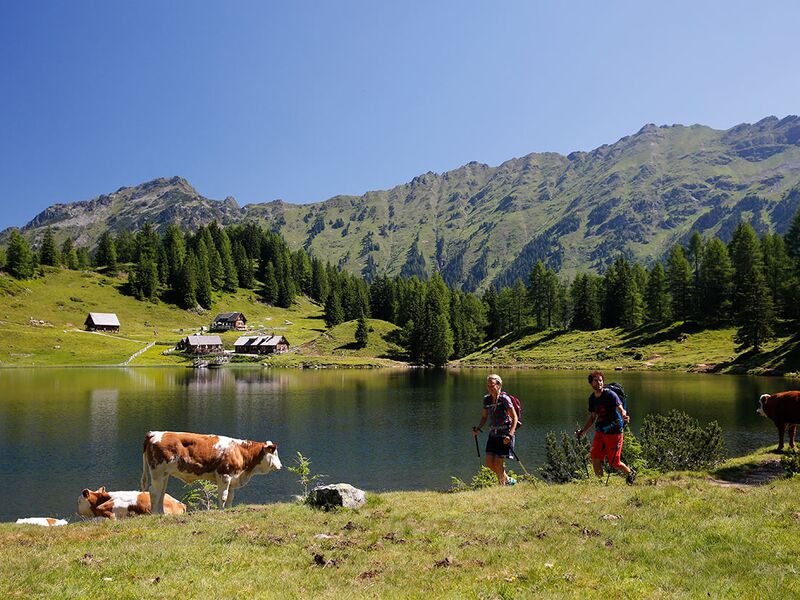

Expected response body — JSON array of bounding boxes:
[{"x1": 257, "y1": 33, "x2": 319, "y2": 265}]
[{"x1": 605, "y1": 382, "x2": 628, "y2": 424}]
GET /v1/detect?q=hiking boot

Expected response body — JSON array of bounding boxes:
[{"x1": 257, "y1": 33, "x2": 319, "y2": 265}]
[
  {"x1": 506, "y1": 477, "x2": 517, "y2": 486},
  {"x1": 625, "y1": 469, "x2": 637, "y2": 485}
]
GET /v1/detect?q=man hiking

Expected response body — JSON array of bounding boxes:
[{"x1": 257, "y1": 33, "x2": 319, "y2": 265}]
[
  {"x1": 473, "y1": 374, "x2": 518, "y2": 485},
  {"x1": 575, "y1": 370, "x2": 636, "y2": 485}
]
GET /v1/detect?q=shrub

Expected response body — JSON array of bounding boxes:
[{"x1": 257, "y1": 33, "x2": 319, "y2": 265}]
[
  {"x1": 619, "y1": 427, "x2": 647, "y2": 472},
  {"x1": 449, "y1": 466, "x2": 499, "y2": 492},
  {"x1": 539, "y1": 432, "x2": 592, "y2": 483},
  {"x1": 781, "y1": 449, "x2": 800, "y2": 478},
  {"x1": 639, "y1": 410, "x2": 725, "y2": 471},
  {"x1": 181, "y1": 480, "x2": 219, "y2": 511},
  {"x1": 287, "y1": 451, "x2": 326, "y2": 498}
]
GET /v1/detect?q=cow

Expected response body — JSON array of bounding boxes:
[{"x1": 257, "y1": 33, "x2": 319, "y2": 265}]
[
  {"x1": 15, "y1": 517, "x2": 68, "y2": 526},
  {"x1": 77, "y1": 486, "x2": 186, "y2": 520},
  {"x1": 141, "y1": 431, "x2": 282, "y2": 514},
  {"x1": 757, "y1": 391, "x2": 800, "y2": 452}
]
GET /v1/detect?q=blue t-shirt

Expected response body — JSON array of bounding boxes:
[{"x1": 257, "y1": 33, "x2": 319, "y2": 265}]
[
  {"x1": 588, "y1": 388, "x2": 624, "y2": 434},
  {"x1": 484, "y1": 392, "x2": 514, "y2": 436}
]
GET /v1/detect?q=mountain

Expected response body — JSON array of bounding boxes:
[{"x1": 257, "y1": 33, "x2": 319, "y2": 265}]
[{"x1": 5, "y1": 115, "x2": 800, "y2": 291}]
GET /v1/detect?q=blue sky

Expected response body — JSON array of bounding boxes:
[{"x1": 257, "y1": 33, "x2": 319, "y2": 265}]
[{"x1": 1, "y1": 2, "x2": 798, "y2": 231}]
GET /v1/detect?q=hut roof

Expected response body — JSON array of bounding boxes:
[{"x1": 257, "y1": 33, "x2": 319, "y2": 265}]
[{"x1": 87, "y1": 313, "x2": 120, "y2": 327}]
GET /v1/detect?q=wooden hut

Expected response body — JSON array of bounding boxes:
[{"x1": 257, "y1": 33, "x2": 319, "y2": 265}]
[
  {"x1": 85, "y1": 312, "x2": 120, "y2": 333},
  {"x1": 211, "y1": 312, "x2": 247, "y2": 331},
  {"x1": 233, "y1": 335, "x2": 290, "y2": 355},
  {"x1": 177, "y1": 335, "x2": 224, "y2": 355}
]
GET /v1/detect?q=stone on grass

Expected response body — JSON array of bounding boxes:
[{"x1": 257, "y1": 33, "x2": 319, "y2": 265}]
[{"x1": 308, "y1": 483, "x2": 366, "y2": 509}]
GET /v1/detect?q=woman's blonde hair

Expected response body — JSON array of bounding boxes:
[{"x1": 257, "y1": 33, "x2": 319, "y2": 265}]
[{"x1": 487, "y1": 374, "x2": 502, "y2": 386}]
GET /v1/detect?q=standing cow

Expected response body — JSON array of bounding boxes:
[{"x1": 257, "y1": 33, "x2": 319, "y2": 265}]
[
  {"x1": 141, "y1": 431, "x2": 282, "y2": 514},
  {"x1": 757, "y1": 391, "x2": 800, "y2": 452}
]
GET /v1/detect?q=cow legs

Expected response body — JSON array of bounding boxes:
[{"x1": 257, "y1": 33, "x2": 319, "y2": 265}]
[
  {"x1": 224, "y1": 488, "x2": 235, "y2": 509},
  {"x1": 218, "y1": 476, "x2": 233, "y2": 510},
  {"x1": 789, "y1": 424, "x2": 797, "y2": 449},
  {"x1": 149, "y1": 475, "x2": 169, "y2": 515}
]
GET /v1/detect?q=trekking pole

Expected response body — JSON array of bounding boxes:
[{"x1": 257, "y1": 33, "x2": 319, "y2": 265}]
[
  {"x1": 576, "y1": 423, "x2": 590, "y2": 479},
  {"x1": 472, "y1": 427, "x2": 481, "y2": 459},
  {"x1": 511, "y1": 448, "x2": 537, "y2": 488}
]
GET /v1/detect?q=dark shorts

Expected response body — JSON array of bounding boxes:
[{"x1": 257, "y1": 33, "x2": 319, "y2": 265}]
[{"x1": 486, "y1": 434, "x2": 515, "y2": 459}]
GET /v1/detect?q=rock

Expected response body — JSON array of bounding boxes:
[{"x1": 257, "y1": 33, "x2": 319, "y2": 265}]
[{"x1": 308, "y1": 483, "x2": 366, "y2": 509}]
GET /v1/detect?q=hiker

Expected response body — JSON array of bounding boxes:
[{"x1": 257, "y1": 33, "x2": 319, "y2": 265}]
[
  {"x1": 575, "y1": 370, "x2": 636, "y2": 485},
  {"x1": 472, "y1": 374, "x2": 518, "y2": 485}
]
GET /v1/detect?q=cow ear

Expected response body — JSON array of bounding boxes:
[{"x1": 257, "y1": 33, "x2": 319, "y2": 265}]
[
  {"x1": 266, "y1": 442, "x2": 277, "y2": 453},
  {"x1": 82, "y1": 489, "x2": 91, "y2": 498},
  {"x1": 98, "y1": 486, "x2": 106, "y2": 493}
]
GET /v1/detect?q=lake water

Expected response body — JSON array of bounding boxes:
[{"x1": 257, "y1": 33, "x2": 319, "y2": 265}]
[{"x1": 0, "y1": 367, "x2": 793, "y2": 522}]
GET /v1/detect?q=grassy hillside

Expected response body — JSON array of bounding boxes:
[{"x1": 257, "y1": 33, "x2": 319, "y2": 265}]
[
  {"x1": 2, "y1": 268, "x2": 798, "y2": 373},
  {"x1": 456, "y1": 321, "x2": 800, "y2": 375},
  {"x1": 1, "y1": 449, "x2": 798, "y2": 598},
  {"x1": 0, "y1": 269, "x2": 328, "y2": 367}
]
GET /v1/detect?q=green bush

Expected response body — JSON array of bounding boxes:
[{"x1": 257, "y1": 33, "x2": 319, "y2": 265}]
[
  {"x1": 619, "y1": 427, "x2": 647, "y2": 472},
  {"x1": 181, "y1": 480, "x2": 219, "y2": 511},
  {"x1": 449, "y1": 466, "x2": 499, "y2": 492},
  {"x1": 781, "y1": 449, "x2": 800, "y2": 478},
  {"x1": 539, "y1": 432, "x2": 592, "y2": 483},
  {"x1": 639, "y1": 410, "x2": 725, "y2": 471}
]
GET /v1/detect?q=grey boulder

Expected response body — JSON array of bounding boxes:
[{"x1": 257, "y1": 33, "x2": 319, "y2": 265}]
[{"x1": 308, "y1": 483, "x2": 366, "y2": 509}]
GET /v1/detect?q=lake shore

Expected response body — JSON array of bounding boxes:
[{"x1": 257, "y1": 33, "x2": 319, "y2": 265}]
[{"x1": 1, "y1": 448, "x2": 796, "y2": 598}]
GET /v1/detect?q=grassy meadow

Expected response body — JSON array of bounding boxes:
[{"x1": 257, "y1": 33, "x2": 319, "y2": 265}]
[
  {"x1": 1, "y1": 267, "x2": 799, "y2": 373},
  {"x1": 1, "y1": 448, "x2": 797, "y2": 598}
]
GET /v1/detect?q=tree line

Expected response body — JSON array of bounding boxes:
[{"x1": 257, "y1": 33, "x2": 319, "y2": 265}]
[{"x1": 3, "y1": 209, "x2": 800, "y2": 363}]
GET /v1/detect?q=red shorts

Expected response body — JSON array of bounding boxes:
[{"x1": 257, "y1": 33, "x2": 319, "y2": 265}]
[{"x1": 591, "y1": 431, "x2": 624, "y2": 468}]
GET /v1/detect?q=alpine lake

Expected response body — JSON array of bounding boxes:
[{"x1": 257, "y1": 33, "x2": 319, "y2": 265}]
[{"x1": 0, "y1": 367, "x2": 792, "y2": 522}]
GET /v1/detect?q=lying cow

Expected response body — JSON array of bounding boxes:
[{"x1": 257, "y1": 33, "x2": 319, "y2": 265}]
[
  {"x1": 141, "y1": 431, "x2": 282, "y2": 514},
  {"x1": 16, "y1": 517, "x2": 68, "y2": 526},
  {"x1": 757, "y1": 391, "x2": 800, "y2": 452},
  {"x1": 78, "y1": 486, "x2": 186, "y2": 520}
]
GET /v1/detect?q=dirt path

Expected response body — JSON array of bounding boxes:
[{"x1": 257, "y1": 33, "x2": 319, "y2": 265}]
[{"x1": 709, "y1": 459, "x2": 785, "y2": 487}]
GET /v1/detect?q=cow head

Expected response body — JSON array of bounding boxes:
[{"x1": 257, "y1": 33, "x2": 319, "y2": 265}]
[
  {"x1": 757, "y1": 394, "x2": 771, "y2": 418},
  {"x1": 77, "y1": 486, "x2": 111, "y2": 517},
  {"x1": 258, "y1": 442, "x2": 282, "y2": 473}
]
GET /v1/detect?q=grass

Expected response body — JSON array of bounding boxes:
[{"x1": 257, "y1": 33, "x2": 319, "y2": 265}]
[
  {"x1": 0, "y1": 269, "x2": 328, "y2": 367},
  {"x1": 2, "y1": 268, "x2": 799, "y2": 374},
  {"x1": 2, "y1": 449, "x2": 798, "y2": 598},
  {"x1": 457, "y1": 321, "x2": 800, "y2": 375}
]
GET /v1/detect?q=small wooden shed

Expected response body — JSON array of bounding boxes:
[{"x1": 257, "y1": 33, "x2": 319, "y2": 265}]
[
  {"x1": 177, "y1": 335, "x2": 224, "y2": 355},
  {"x1": 85, "y1": 312, "x2": 120, "y2": 333},
  {"x1": 233, "y1": 335, "x2": 290, "y2": 355}
]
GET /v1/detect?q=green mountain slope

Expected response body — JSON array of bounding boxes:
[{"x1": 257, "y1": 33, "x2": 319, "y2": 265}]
[{"x1": 6, "y1": 115, "x2": 800, "y2": 291}]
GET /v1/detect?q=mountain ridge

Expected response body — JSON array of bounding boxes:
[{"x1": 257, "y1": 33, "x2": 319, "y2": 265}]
[{"x1": 5, "y1": 115, "x2": 800, "y2": 291}]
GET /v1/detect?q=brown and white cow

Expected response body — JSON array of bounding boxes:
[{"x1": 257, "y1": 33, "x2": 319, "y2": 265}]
[
  {"x1": 16, "y1": 517, "x2": 68, "y2": 526},
  {"x1": 141, "y1": 431, "x2": 282, "y2": 514},
  {"x1": 757, "y1": 391, "x2": 800, "y2": 452},
  {"x1": 77, "y1": 486, "x2": 186, "y2": 520}
]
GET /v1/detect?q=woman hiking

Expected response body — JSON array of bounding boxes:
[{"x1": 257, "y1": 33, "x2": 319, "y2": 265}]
[{"x1": 472, "y1": 374, "x2": 518, "y2": 485}]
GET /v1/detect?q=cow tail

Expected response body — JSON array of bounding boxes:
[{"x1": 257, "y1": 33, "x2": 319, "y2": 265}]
[{"x1": 141, "y1": 450, "x2": 149, "y2": 492}]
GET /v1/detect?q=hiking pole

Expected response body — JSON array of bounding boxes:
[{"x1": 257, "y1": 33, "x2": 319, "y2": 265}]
[
  {"x1": 511, "y1": 448, "x2": 537, "y2": 488},
  {"x1": 472, "y1": 427, "x2": 481, "y2": 459}
]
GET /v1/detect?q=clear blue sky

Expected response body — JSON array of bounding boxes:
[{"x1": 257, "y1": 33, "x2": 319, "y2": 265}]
[{"x1": 1, "y1": 1, "x2": 798, "y2": 231}]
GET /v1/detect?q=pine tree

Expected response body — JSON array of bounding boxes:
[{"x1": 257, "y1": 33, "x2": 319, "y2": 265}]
[
  {"x1": 666, "y1": 245, "x2": 692, "y2": 321},
  {"x1": 262, "y1": 261, "x2": 279, "y2": 304},
  {"x1": 94, "y1": 231, "x2": 117, "y2": 271},
  {"x1": 730, "y1": 223, "x2": 775, "y2": 352},
  {"x1": 177, "y1": 253, "x2": 198, "y2": 309},
  {"x1": 39, "y1": 227, "x2": 60, "y2": 267},
  {"x1": 232, "y1": 241, "x2": 254, "y2": 289},
  {"x1": 697, "y1": 237, "x2": 733, "y2": 325},
  {"x1": 60, "y1": 237, "x2": 74, "y2": 268},
  {"x1": 6, "y1": 229, "x2": 35, "y2": 279},
  {"x1": 131, "y1": 258, "x2": 159, "y2": 301},
  {"x1": 163, "y1": 225, "x2": 186, "y2": 290},
  {"x1": 570, "y1": 273, "x2": 602, "y2": 330},
  {"x1": 761, "y1": 233, "x2": 794, "y2": 319},
  {"x1": 114, "y1": 230, "x2": 137, "y2": 263},
  {"x1": 217, "y1": 228, "x2": 239, "y2": 292},
  {"x1": 527, "y1": 261, "x2": 546, "y2": 328},
  {"x1": 76, "y1": 247, "x2": 91, "y2": 269},
  {"x1": 420, "y1": 274, "x2": 453, "y2": 366},
  {"x1": 324, "y1": 288, "x2": 344, "y2": 327},
  {"x1": 355, "y1": 315, "x2": 369, "y2": 348},
  {"x1": 644, "y1": 263, "x2": 671, "y2": 324},
  {"x1": 482, "y1": 286, "x2": 502, "y2": 338},
  {"x1": 195, "y1": 239, "x2": 213, "y2": 309},
  {"x1": 311, "y1": 257, "x2": 329, "y2": 303}
]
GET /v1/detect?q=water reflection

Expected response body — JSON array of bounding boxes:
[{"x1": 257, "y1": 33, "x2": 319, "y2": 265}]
[{"x1": 0, "y1": 367, "x2": 794, "y2": 521}]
